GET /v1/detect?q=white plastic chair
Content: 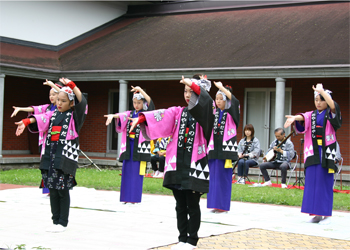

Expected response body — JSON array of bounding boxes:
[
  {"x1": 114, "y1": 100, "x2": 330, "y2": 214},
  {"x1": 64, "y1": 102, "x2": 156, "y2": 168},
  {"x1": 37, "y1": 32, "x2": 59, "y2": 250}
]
[{"x1": 333, "y1": 157, "x2": 343, "y2": 189}]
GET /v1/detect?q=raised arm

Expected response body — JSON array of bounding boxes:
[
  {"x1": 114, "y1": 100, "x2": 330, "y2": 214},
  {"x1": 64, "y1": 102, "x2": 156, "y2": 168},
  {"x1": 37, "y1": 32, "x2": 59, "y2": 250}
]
[
  {"x1": 131, "y1": 86, "x2": 151, "y2": 104},
  {"x1": 180, "y1": 75, "x2": 193, "y2": 87},
  {"x1": 43, "y1": 79, "x2": 61, "y2": 92},
  {"x1": 59, "y1": 78, "x2": 82, "y2": 103},
  {"x1": 213, "y1": 81, "x2": 232, "y2": 100},
  {"x1": 313, "y1": 83, "x2": 335, "y2": 113}
]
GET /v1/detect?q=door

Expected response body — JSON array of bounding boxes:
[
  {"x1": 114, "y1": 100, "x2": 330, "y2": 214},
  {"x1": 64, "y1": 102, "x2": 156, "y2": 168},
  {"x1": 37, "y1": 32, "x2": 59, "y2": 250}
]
[{"x1": 244, "y1": 88, "x2": 291, "y2": 155}]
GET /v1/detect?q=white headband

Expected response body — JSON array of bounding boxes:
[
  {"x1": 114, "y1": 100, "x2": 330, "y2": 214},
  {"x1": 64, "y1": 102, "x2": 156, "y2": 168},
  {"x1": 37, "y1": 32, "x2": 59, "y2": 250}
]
[
  {"x1": 216, "y1": 90, "x2": 227, "y2": 101},
  {"x1": 133, "y1": 92, "x2": 149, "y2": 110},
  {"x1": 60, "y1": 86, "x2": 75, "y2": 103},
  {"x1": 191, "y1": 78, "x2": 211, "y2": 92},
  {"x1": 133, "y1": 92, "x2": 145, "y2": 100},
  {"x1": 216, "y1": 90, "x2": 231, "y2": 109},
  {"x1": 314, "y1": 89, "x2": 332, "y2": 100}
]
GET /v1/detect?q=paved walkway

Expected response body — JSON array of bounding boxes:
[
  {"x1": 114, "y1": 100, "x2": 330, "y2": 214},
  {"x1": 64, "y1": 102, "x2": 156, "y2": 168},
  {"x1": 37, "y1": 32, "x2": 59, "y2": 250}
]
[{"x1": 0, "y1": 184, "x2": 349, "y2": 250}]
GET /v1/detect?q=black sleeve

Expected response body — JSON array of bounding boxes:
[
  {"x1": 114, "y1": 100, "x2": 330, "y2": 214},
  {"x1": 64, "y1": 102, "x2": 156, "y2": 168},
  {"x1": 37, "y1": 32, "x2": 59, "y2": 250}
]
[
  {"x1": 329, "y1": 101, "x2": 342, "y2": 132},
  {"x1": 73, "y1": 94, "x2": 87, "y2": 133},
  {"x1": 226, "y1": 94, "x2": 240, "y2": 127},
  {"x1": 148, "y1": 100, "x2": 155, "y2": 111},
  {"x1": 188, "y1": 87, "x2": 215, "y2": 144},
  {"x1": 28, "y1": 119, "x2": 39, "y2": 132}
]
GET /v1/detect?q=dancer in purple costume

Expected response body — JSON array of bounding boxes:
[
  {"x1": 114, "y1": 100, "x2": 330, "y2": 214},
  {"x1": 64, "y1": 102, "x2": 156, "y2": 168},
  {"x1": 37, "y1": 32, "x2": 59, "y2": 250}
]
[
  {"x1": 105, "y1": 86, "x2": 155, "y2": 204},
  {"x1": 285, "y1": 83, "x2": 342, "y2": 225}
]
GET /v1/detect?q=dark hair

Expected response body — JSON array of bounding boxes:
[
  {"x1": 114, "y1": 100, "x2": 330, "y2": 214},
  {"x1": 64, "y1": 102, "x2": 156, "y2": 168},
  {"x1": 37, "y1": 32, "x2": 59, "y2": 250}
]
[
  {"x1": 274, "y1": 128, "x2": 285, "y2": 135},
  {"x1": 192, "y1": 73, "x2": 204, "y2": 80},
  {"x1": 319, "y1": 92, "x2": 333, "y2": 101},
  {"x1": 243, "y1": 124, "x2": 255, "y2": 138},
  {"x1": 224, "y1": 85, "x2": 232, "y2": 93}
]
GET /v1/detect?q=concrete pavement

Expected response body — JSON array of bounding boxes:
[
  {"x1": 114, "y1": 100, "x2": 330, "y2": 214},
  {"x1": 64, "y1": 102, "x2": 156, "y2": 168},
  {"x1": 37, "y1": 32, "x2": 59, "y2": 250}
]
[{"x1": 0, "y1": 184, "x2": 349, "y2": 250}]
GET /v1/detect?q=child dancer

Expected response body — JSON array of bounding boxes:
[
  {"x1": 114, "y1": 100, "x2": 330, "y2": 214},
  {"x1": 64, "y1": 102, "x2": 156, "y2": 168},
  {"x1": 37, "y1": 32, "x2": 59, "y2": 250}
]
[
  {"x1": 15, "y1": 78, "x2": 87, "y2": 232},
  {"x1": 284, "y1": 83, "x2": 342, "y2": 225},
  {"x1": 105, "y1": 86, "x2": 155, "y2": 204},
  {"x1": 206, "y1": 81, "x2": 240, "y2": 212},
  {"x1": 12, "y1": 80, "x2": 61, "y2": 194},
  {"x1": 128, "y1": 75, "x2": 214, "y2": 250}
]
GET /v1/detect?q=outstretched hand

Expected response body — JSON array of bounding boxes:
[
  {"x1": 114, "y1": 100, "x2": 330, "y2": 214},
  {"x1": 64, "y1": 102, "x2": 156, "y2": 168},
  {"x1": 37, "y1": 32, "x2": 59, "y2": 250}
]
[
  {"x1": 284, "y1": 115, "x2": 295, "y2": 128},
  {"x1": 128, "y1": 117, "x2": 139, "y2": 133},
  {"x1": 11, "y1": 106, "x2": 20, "y2": 118},
  {"x1": 15, "y1": 121, "x2": 26, "y2": 136},
  {"x1": 104, "y1": 114, "x2": 119, "y2": 126},
  {"x1": 180, "y1": 76, "x2": 192, "y2": 86}
]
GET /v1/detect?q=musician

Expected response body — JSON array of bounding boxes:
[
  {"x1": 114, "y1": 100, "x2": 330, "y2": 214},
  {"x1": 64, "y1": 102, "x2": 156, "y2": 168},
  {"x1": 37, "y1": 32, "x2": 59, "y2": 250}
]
[
  {"x1": 259, "y1": 128, "x2": 295, "y2": 188},
  {"x1": 236, "y1": 124, "x2": 261, "y2": 184}
]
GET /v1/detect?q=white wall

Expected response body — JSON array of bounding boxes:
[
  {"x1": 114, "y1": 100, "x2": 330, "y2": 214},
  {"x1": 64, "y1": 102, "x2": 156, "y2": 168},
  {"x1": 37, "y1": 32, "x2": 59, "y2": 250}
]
[{"x1": 0, "y1": 1, "x2": 127, "y2": 46}]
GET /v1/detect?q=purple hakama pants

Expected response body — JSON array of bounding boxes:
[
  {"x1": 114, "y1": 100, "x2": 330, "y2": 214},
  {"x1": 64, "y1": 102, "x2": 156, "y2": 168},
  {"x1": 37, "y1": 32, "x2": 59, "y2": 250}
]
[
  {"x1": 207, "y1": 159, "x2": 232, "y2": 211},
  {"x1": 301, "y1": 146, "x2": 334, "y2": 216},
  {"x1": 120, "y1": 140, "x2": 144, "y2": 203}
]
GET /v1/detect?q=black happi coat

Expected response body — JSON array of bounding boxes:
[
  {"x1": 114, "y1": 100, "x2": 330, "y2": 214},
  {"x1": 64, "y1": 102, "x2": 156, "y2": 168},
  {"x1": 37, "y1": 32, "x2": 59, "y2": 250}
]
[
  {"x1": 118, "y1": 100, "x2": 155, "y2": 162},
  {"x1": 30, "y1": 95, "x2": 87, "y2": 177}
]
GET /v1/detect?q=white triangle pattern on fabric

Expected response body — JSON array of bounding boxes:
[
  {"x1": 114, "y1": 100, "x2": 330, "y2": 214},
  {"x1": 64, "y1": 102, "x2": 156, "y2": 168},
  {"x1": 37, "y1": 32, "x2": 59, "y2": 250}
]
[
  {"x1": 169, "y1": 155, "x2": 177, "y2": 163},
  {"x1": 327, "y1": 154, "x2": 334, "y2": 160},
  {"x1": 196, "y1": 163, "x2": 202, "y2": 171},
  {"x1": 190, "y1": 161, "x2": 197, "y2": 169},
  {"x1": 304, "y1": 145, "x2": 314, "y2": 159},
  {"x1": 62, "y1": 140, "x2": 80, "y2": 162},
  {"x1": 191, "y1": 170, "x2": 198, "y2": 178},
  {"x1": 190, "y1": 161, "x2": 209, "y2": 180},
  {"x1": 198, "y1": 172, "x2": 206, "y2": 180}
]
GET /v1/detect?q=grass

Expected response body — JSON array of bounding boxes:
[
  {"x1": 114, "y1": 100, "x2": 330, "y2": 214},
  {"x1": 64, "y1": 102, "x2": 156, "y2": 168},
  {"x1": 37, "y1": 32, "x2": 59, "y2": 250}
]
[{"x1": 1, "y1": 168, "x2": 349, "y2": 211}]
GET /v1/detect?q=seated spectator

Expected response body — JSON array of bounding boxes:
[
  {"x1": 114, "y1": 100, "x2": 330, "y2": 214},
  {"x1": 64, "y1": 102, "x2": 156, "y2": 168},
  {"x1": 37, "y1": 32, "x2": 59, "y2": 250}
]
[
  {"x1": 151, "y1": 137, "x2": 170, "y2": 178},
  {"x1": 236, "y1": 124, "x2": 260, "y2": 184}
]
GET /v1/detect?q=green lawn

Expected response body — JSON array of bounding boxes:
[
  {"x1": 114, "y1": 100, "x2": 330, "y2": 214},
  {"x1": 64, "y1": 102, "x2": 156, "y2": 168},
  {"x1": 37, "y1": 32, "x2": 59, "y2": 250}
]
[{"x1": 1, "y1": 168, "x2": 349, "y2": 211}]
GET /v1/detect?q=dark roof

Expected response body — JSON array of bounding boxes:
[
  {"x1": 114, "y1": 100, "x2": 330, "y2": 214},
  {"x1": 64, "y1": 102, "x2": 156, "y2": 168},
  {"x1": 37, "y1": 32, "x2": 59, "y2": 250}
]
[{"x1": 1, "y1": 2, "x2": 349, "y2": 71}]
